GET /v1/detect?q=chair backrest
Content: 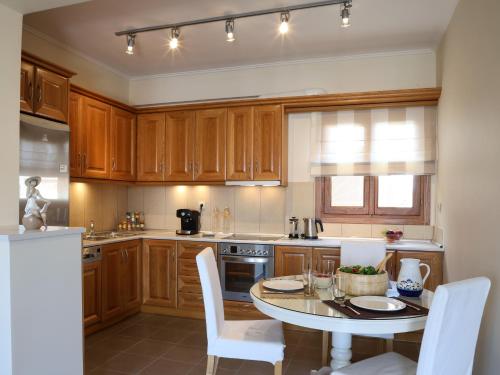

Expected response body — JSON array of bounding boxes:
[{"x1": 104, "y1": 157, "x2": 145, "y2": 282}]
[
  {"x1": 417, "y1": 277, "x2": 491, "y2": 375},
  {"x1": 196, "y1": 248, "x2": 225, "y2": 345},
  {"x1": 340, "y1": 240, "x2": 386, "y2": 267}
]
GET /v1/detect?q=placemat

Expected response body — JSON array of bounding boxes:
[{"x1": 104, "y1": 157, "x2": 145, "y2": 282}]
[
  {"x1": 258, "y1": 279, "x2": 318, "y2": 299},
  {"x1": 322, "y1": 297, "x2": 429, "y2": 319}
]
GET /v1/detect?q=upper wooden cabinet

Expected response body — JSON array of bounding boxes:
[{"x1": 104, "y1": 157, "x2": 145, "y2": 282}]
[
  {"x1": 20, "y1": 52, "x2": 74, "y2": 123},
  {"x1": 253, "y1": 105, "x2": 282, "y2": 181},
  {"x1": 82, "y1": 97, "x2": 111, "y2": 179},
  {"x1": 194, "y1": 109, "x2": 227, "y2": 181},
  {"x1": 69, "y1": 92, "x2": 83, "y2": 177},
  {"x1": 137, "y1": 113, "x2": 165, "y2": 181},
  {"x1": 110, "y1": 107, "x2": 136, "y2": 181},
  {"x1": 165, "y1": 111, "x2": 195, "y2": 181},
  {"x1": 227, "y1": 107, "x2": 253, "y2": 180}
]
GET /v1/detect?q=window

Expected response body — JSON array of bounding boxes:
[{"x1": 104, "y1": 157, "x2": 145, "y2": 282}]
[{"x1": 316, "y1": 175, "x2": 430, "y2": 224}]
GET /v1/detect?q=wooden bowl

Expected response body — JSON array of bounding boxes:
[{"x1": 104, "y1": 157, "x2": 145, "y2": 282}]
[{"x1": 338, "y1": 270, "x2": 388, "y2": 296}]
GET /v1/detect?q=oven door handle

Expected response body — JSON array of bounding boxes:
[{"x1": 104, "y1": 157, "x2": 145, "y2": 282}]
[{"x1": 221, "y1": 255, "x2": 270, "y2": 264}]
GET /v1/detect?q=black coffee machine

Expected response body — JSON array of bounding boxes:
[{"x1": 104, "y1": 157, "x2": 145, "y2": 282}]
[{"x1": 176, "y1": 209, "x2": 201, "y2": 235}]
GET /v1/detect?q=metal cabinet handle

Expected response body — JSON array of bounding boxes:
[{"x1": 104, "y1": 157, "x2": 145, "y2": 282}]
[
  {"x1": 82, "y1": 154, "x2": 87, "y2": 170},
  {"x1": 77, "y1": 153, "x2": 81, "y2": 168},
  {"x1": 112, "y1": 158, "x2": 116, "y2": 171},
  {"x1": 255, "y1": 161, "x2": 259, "y2": 172},
  {"x1": 28, "y1": 81, "x2": 33, "y2": 101},
  {"x1": 125, "y1": 249, "x2": 129, "y2": 262},
  {"x1": 120, "y1": 249, "x2": 125, "y2": 263},
  {"x1": 194, "y1": 162, "x2": 199, "y2": 174},
  {"x1": 188, "y1": 161, "x2": 193, "y2": 172},
  {"x1": 38, "y1": 85, "x2": 42, "y2": 103}
]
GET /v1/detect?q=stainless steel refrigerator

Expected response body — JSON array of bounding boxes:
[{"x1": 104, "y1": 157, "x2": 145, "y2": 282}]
[{"x1": 19, "y1": 114, "x2": 70, "y2": 226}]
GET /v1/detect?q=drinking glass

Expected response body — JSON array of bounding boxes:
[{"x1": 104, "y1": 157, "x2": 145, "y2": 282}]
[
  {"x1": 332, "y1": 274, "x2": 346, "y2": 302},
  {"x1": 315, "y1": 260, "x2": 335, "y2": 289},
  {"x1": 302, "y1": 265, "x2": 315, "y2": 296}
]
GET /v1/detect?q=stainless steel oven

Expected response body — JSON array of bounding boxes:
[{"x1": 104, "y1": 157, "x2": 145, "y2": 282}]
[{"x1": 218, "y1": 242, "x2": 274, "y2": 302}]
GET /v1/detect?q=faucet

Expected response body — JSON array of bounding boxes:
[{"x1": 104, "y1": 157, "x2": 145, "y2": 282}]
[{"x1": 88, "y1": 220, "x2": 95, "y2": 237}]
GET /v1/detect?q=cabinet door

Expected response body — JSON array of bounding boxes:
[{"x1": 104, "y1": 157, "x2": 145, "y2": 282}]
[
  {"x1": 143, "y1": 240, "x2": 177, "y2": 307},
  {"x1": 34, "y1": 67, "x2": 69, "y2": 123},
  {"x1": 121, "y1": 240, "x2": 142, "y2": 311},
  {"x1": 165, "y1": 111, "x2": 195, "y2": 181},
  {"x1": 82, "y1": 261, "x2": 101, "y2": 327},
  {"x1": 253, "y1": 105, "x2": 282, "y2": 180},
  {"x1": 194, "y1": 109, "x2": 227, "y2": 181},
  {"x1": 101, "y1": 243, "x2": 124, "y2": 321},
  {"x1": 137, "y1": 113, "x2": 165, "y2": 181},
  {"x1": 110, "y1": 108, "x2": 136, "y2": 181},
  {"x1": 313, "y1": 248, "x2": 341, "y2": 273},
  {"x1": 69, "y1": 92, "x2": 83, "y2": 177},
  {"x1": 396, "y1": 251, "x2": 443, "y2": 291},
  {"x1": 20, "y1": 61, "x2": 35, "y2": 113},
  {"x1": 275, "y1": 246, "x2": 313, "y2": 277},
  {"x1": 82, "y1": 97, "x2": 111, "y2": 179},
  {"x1": 227, "y1": 107, "x2": 253, "y2": 180}
]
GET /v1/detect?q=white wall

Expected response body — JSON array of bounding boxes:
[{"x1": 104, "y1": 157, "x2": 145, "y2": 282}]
[
  {"x1": 436, "y1": 0, "x2": 500, "y2": 373},
  {"x1": 0, "y1": 3, "x2": 22, "y2": 226},
  {"x1": 22, "y1": 26, "x2": 130, "y2": 103},
  {"x1": 130, "y1": 50, "x2": 436, "y2": 105}
]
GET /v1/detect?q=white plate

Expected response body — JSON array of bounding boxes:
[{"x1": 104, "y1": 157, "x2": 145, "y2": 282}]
[
  {"x1": 350, "y1": 296, "x2": 406, "y2": 312},
  {"x1": 263, "y1": 279, "x2": 304, "y2": 292}
]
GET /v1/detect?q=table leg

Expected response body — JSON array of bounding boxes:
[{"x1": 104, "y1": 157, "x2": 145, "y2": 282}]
[{"x1": 330, "y1": 332, "x2": 352, "y2": 370}]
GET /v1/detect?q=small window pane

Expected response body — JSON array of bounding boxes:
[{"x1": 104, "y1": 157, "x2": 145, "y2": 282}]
[
  {"x1": 378, "y1": 175, "x2": 414, "y2": 208},
  {"x1": 331, "y1": 176, "x2": 364, "y2": 207}
]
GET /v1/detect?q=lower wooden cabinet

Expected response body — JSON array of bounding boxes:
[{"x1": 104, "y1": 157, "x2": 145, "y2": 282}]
[
  {"x1": 142, "y1": 240, "x2": 177, "y2": 307},
  {"x1": 396, "y1": 251, "x2": 443, "y2": 291},
  {"x1": 82, "y1": 261, "x2": 101, "y2": 327},
  {"x1": 275, "y1": 246, "x2": 313, "y2": 276},
  {"x1": 101, "y1": 240, "x2": 141, "y2": 322},
  {"x1": 313, "y1": 247, "x2": 340, "y2": 273}
]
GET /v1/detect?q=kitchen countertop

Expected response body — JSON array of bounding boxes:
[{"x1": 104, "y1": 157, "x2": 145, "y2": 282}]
[
  {"x1": 0, "y1": 225, "x2": 84, "y2": 241},
  {"x1": 82, "y1": 230, "x2": 443, "y2": 252}
]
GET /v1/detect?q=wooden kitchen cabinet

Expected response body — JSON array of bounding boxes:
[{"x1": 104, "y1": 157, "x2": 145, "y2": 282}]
[
  {"x1": 177, "y1": 241, "x2": 216, "y2": 311},
  {"x1": 101, "y1": 240, "x2": 142, "y2": 322},
  {"x1": 20, "y1": 52, "x2": 74, "y2": 123},
  {"x1": 137, "y1": 113, "x2": 165, "y2": 181},
  {"x1": 143, "y1": 240, "x2": 177, "y2": 307},
  {"x1": 396, "y1": 251, "x2": 443, "y2": 291},
  {"x1": 20, "y1": 61, "x2": 35, "y2": 113},
  {"x1": 313, "y1": 248, "x2": 341, "y2": 273},
  {"x1": 164, "y1": 111, "x2": 195, "y2": 181},
  {"x1": 275, "y1": 246, "x2": 313, "y2": 276},
  {"x1": 69, "y1": 92, "x2": 84, "y2": 177},
  {"x1": 82, "y1": 97, "x2": 111, "y2": 179},
  {"x1": 227, "y1": 107, "x2": 253, "y2": 180},
  {"x1": 194, "y1": 108, "x2": 227, "y2": 181},
  {"x1": 110, "y1": 107, "x2": 136, "y2": 181},
  {"x1": 82, "y1": 261, "x2": 101, "y2": 327},
  {"x1": 253, "y1": 105, "x2": 282, "y2": 180}
]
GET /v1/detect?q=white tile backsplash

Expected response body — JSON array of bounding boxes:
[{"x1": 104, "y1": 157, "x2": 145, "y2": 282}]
[{"x1": 234, "y1": 187, "x2": 261, "y2": 233}]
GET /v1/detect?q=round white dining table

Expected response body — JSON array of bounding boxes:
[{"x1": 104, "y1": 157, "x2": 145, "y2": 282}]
[{"x1": 250, "y1": 281, "x2": 433, "y2": 373}]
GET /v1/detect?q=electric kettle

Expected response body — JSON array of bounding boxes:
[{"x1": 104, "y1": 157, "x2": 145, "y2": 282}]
[{"x1": 302, "y1": 218, "x2": 324, "y2": 239}]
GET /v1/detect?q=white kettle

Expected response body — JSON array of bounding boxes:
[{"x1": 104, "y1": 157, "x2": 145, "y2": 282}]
[{"x1": 396, "y1": 258, "x2": 430, "y2": 297}]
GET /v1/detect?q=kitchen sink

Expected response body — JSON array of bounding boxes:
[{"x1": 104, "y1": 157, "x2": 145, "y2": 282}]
[{"x1": 83, "y1": 231, "x2": 142, "y2": 241}]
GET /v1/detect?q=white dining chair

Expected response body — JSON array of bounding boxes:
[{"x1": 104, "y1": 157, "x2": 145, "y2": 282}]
[
  {"x1": 331, "y1": 277, "x2": 491, "y2": 375},
  {"x1": 196, "y1": 248, "x2": 285, "y2": 375}
]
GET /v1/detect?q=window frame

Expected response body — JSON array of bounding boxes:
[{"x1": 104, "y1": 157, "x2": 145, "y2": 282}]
[{"x1": 316, "y1": 175, "x2": 430, "y2": 225}]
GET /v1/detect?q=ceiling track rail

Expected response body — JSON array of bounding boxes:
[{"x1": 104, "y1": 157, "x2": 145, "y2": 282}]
[{"x1": 115, "y1": 0, "x2": 350, "y2": 36}]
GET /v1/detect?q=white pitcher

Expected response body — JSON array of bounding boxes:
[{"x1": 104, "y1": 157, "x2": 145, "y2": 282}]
[{"x1": 396, "y1": 258, "x2": 431, "y2": 297}]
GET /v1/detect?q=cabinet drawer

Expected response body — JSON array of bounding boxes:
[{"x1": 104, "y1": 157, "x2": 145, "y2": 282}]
[
  {"x1": 178, "y1": 275, "x2": 202, "y2": 294},
  {"x1": 178, "y1": 258, "x2": 199, "y2": 276},
  {"x1": 178, "y1": 292, "x2": 204, "y2": 311},
  {"x1": 177, "y1": 241, "x2": 216, "y2": 259}
]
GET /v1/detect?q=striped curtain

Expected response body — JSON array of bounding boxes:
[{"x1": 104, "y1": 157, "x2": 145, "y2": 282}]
[{"x1": 309, "y1": 106, "x2": 437, "y2": 176}]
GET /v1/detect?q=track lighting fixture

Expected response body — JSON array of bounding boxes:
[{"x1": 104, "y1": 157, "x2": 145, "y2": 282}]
[
  {"x1": 341, "y1": 1, "x2": 352, "y2": 28},
  {"x1": 169, "y1": 27, "x2": 180, "y2": 49},
  {"x1": 279, "y1": 11, "x2": 290, "y2": 34},
  {"x1": 125, "y1": 34, "x2": 135, "y2": 55},
  {"x1": 225, "y1": 19, "x2": 235, "y2": 42},
  {"x1": 118, "y1": 0, "x2": 355, "y2": 54}
]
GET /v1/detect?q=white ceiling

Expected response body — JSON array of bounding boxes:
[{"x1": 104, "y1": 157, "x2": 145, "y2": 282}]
[
  {"x1": 23, "y1": 0, "x2": 459, "y2": 77},
  {"x1": 0, "y1": 0, "x2": 88, "y2": 14}
]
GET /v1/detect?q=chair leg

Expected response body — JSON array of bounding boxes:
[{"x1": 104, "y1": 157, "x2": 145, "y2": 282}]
[
  {"x1": 322, "y1": 331, "x2": 329, "y2": 366},
  {"x1": 274, "y1": 361, "x2": 283, "y2": 375},
  {"x1": 206, "y1": 355, "x2": 217, "y2": 375},
  {"x1": 385, "y1": 339, "x2": 394, "y2": 352}
]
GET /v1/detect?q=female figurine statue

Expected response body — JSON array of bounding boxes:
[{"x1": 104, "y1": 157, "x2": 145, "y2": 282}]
[{"x1": 22, "y1": 176, "x2": 51, "y2": 230}]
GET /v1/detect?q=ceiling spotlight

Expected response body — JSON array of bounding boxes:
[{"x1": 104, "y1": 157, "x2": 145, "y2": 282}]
[
  {"x1": 169, "y1": 27, "x2": 180, "y2": 49},
  {"x1": 125, "y1": 34, "x2": 135, "y2": 55},
  {"x1": 225, "y1": 19, "x2": 235, "y2": 42},
  {"x1": 279, "y1": 11, "x2": 290, "y2": 34},
  {"x1": 341, "y1": 1, "x2": 352, "y2": 28}
]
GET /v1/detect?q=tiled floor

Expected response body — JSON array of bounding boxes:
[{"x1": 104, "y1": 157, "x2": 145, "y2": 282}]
[{"x1": 85, "y1": 313, "x2": 325, "y2": 375}]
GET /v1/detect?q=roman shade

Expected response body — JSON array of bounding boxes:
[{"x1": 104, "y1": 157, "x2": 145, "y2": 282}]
[{"x1": 309, "y1": 106, "x2": 437, "y2": 176}]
